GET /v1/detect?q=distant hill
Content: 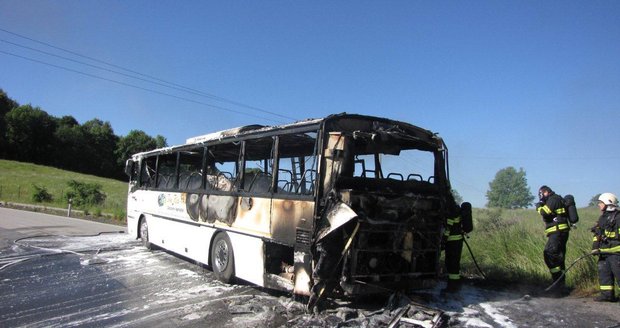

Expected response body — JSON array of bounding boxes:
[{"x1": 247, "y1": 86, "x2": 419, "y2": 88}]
[{"x1": 0, "y1": 159, "x2": 127, "y2": 219}]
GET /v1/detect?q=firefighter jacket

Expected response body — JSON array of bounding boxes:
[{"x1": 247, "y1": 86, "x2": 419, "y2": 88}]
[
  {"x1": 536, "y1": 193, "x2": 569, "y2": 236},
  {"x1": 592, "y1": 210, "x2": 620, "y2": 254},
  {"x1": 443, "y1": 203, "x2": 463, "y2": 246},
  {"x1": 444, "y1": 215, "x2": 463, "y2": 242}
]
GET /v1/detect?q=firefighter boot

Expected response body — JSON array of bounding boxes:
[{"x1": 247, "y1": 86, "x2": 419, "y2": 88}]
[
  {"x1": 593, "y1": 291, "x2": 618, "y2": 302},
  {"x1": 547, "y1": 272, "x2": 568, "y2": 297},
  {"x1": 442, "y1": 279, "x2": 461, "y2": 294}
]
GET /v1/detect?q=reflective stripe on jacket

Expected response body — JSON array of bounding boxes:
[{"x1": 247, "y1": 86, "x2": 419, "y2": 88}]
[
  {"x1": 537, "y1": 193, "x2": 569, "y2": 236},
  {"x1": 545, "y1": 223, "x2": 569, "y2": 235},
  {"x1": 592, "y1": 210, "x2": 620, "y2": 254},
  {"x1": 444, "y1": 216, "x2": 463, "y2": 242}
]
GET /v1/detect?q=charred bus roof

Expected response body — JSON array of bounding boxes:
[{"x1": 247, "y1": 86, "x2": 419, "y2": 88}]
[{"x1": 131, "y1": 113, "x2": 444, "y2": 160}]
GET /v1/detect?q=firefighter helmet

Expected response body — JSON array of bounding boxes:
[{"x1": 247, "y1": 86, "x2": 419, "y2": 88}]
[{"x1": 598, "y1": 193, "x2": 618, "y2": 209}]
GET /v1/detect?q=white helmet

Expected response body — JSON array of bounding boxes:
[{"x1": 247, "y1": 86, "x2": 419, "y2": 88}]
[{"x1": 598, "y1": 192, "x2": 618, "y2": 210}]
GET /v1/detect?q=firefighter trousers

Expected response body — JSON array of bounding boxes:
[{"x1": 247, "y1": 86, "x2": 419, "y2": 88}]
[
  {"x1": 445, "y1": 238, "x2": 464, "y2": 281},
  {"x1": 543, "y1": 231, "x2": 569, "y2": 281},
  {"x1": 597, "y1": 254, "x2": 620, "y2": 295}
]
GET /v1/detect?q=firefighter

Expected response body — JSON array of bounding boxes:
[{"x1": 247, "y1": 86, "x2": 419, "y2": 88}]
[
  {"x1": 535, "y1": 185, "x2": 570, "y2": 296},
  {"x1": 443, "y1": 198, "x2": 472, "y2": 293},
  {"x1": 591, "y1": 192, "x2": 620, "y2": 302}
]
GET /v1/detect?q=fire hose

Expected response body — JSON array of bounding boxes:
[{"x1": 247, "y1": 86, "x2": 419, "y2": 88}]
[
  {"x1": 544, "y1": 250, "x2": 609, "y2": 292},
  {"x1": 462, "y1": 233, "x2": 488, "y2": 280}
]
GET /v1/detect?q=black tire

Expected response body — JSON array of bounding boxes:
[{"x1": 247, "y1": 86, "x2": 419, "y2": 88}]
[
  {"x1": 139, "y1": 217, "x2": 153, "y2": 250},
  {"x1": 211, "y1": 232, "x2": 235, "y2": 283}
]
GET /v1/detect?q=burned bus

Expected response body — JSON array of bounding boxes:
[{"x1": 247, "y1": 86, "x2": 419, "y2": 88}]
[{"x1": 124, "y1": 113, "x2": 463, "y2": 307}]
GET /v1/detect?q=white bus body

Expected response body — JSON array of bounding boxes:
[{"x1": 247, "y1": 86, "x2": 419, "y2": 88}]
[{"x1": 125, "y1": 113, "x2": 459, "y2": 305}]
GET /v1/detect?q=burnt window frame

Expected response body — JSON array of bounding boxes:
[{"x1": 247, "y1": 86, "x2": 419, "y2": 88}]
[
  {"x1": 155, "y1": 152, "x2": 179, "y2": 190},
  {"x1": 139, "y1": 155, "x2": 158, "y2": 189},
  {"x1": 177, "y1": 147, "x2": 206, "y2": 191},
  {"x1": 240, "y1": 137, "x2": 276, "y2": 195},
  {"x1": 204, "y1": 141, "x2": 242, "y2": 194},
  {"x1": 272, "y1": 130, "x2": 319, "y2": 200}
]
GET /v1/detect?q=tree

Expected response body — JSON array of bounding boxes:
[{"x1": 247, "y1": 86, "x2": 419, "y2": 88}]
[
  {"x1": 154, "y1": 135, "x2": 167, "y2": 148},
  {"x1": 451, "y1": 188, "x2": 464, "y2": 205},
  {"x1": 54, "y1": 116, "x2": 123, "y2": 178},
  {"x1": 4, "y1": 105, "x2": 57, "y2": 164},
  {"x1": 0, "y1": 89, "x2": 19, "y2": 157},
  {"x1": 486, "y1": 167, "x2": 535, "y2": 209},
  {"x1": 57, "y1": 115, "x2": 79, "y2": 127},
  {"x1": 0, "y1": 89, "x2": 19, "y2": 125},
  {"x1": 82, "y1": 119, "x2": 120, "y2": 177},
  {"x1": 589, "y1": 194, "x2": 602, "y2": 207},
  {"x1": 54, "y1": 115, "x2": 87, "y2": 172},
  {"x1": 115, "y1": 130, "x2": 168, "y2": 167}
]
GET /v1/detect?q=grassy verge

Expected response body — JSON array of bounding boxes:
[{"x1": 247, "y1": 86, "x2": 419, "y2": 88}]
[
  {"x1": 0, "y1": 159, "x2": 128, "y2": 222},
  {"x1": 462, "y1": 207, "x2": 601, "y2": 295}
]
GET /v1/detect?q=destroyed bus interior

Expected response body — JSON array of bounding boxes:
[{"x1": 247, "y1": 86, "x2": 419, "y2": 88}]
[
  {"x1": 125, "y1": 113, "x2": 453, "y2": 308},
  {"x1": 309, "y1": 116, "x2": 450, "y2": 306}
]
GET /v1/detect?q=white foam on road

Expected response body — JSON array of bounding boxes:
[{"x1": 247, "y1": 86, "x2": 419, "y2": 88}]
[{"x1": 4, "y1": 233, "x2": 616, "y2": 327}]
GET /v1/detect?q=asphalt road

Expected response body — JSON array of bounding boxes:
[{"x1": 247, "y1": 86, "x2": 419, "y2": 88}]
[
  {"x1": 1, "y1": 207, "x2": 619, "y2": 327},
  {"x1": 0, "y1": 207, "x2": 299, "y2": 327},
  {"x1": 0, "y1": 207, "x2": 126, "y2": 249}
]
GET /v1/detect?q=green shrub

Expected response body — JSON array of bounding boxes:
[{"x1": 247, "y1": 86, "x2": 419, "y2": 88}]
[
  {"x1": 113, "y1": 207, "x2": 126, "y2": 221},
  {"x1": 475, "y1": 208, "x2": 515, "y2": 233},
  {"x1": 32, "y1": 184, "x2": 53, "y2": 202},
  {"x1": 64, "y1": 180, "x2": 106, "y2": 207}
]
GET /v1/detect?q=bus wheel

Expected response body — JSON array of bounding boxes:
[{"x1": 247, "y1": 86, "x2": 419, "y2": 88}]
[
  {"x1": 212, "y1": 232, "x2": 235, "y2": 283},
  {"x1": 139, "y1": 218, "x2": 152, "y2": 250}
]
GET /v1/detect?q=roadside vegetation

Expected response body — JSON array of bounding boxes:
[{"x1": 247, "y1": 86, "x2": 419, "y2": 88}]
[
  {"x1": 462, "y1": 207, "x2": 600, "y2": 295},
  {"x1": 0, "y1": 159, "x2": 127, "y2": 221}
]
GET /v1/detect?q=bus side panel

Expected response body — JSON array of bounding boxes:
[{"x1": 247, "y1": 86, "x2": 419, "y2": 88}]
[
  {"x1": 189, "y1": 225, "x2": 216, "y2": 265},
  {"x1": 126, "y1": 189, "x2": 147, "y2": 239},
  {"x1": 126, "y1": 214, "x2": 139, "y2": 238},
  {"x1": 145, "y1": 213, "x2": 210, "y2": 263},
  {"x1": 207, "y1": 194, "x2": 237, "y2": 225},
  {"x1": 233, "y1": 197, "x2": 271, "y2": 237},
  {"x1": 145, "y1": 213, "x2": 165, "y2": 249},
  {"x1": 272, "y1": 199, "x2": 315, "y2": 296},
  {"x1": 228, "y1": 232, "x2": 265, "y2": 287},
  {"x1": 271, "y1": 199, "x2": 314, "y2": 245}
]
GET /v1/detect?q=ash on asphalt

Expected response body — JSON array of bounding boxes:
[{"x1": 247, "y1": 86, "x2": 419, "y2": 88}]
[{"x1": 1, "y1": 233, "x2": 619, "y2": 328}]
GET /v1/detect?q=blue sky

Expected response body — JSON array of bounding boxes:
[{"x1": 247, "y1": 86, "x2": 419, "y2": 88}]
[{"x1": 1, "y1": 1, "x2": 619, "y2": 208}]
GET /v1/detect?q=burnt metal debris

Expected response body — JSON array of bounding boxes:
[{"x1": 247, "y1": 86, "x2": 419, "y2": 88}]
[{"x1": 287, "y1": 293, "x2": 446, "y2": 328}]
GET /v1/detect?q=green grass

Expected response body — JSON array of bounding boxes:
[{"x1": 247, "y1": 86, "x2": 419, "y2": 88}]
[
  {"x1": 462, "y1": 207, "x2": 602, "y2": 295},
  {"x1": 0, "y1": 159, "x2": 128, "y2": 221}
]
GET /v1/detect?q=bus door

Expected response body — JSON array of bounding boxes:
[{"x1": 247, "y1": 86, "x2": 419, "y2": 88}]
[{"x1": 272, "y1": 132, "x2": 319, "y2": 296}]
